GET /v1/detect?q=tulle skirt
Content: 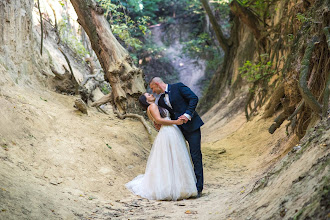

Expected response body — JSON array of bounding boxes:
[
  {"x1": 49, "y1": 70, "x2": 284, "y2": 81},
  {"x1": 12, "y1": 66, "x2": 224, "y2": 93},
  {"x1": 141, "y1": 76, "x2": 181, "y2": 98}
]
[{"x1": 125, "y1": 124, "x2": 197, "y2": 201}]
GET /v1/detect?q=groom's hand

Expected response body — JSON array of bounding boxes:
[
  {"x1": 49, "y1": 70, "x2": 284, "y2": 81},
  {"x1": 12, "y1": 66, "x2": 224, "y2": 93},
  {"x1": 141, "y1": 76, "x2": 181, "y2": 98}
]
[{"x1": 179, "y1": 115, "x2": 189, "y2": 123}]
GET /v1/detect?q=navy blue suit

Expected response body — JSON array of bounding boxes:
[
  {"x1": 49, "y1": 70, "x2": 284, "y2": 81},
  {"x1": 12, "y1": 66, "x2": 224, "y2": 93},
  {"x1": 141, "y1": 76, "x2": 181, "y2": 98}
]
[{"x1": 158, "y1": 83, "x2": 204, "y2": 192}]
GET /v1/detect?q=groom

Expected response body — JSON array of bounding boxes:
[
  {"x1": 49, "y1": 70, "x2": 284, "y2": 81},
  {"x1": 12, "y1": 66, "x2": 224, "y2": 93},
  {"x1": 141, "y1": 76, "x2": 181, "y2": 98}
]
[{"x1": 149, "y1": 77, "x2": 204, "y2": 197}]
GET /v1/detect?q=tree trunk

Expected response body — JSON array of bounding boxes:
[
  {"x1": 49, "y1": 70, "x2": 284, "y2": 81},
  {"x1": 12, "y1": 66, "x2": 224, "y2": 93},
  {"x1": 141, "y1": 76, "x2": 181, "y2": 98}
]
[
  {"x1": 200, "y1": 0, "x2": 229, "y2": 54},
  {"x1": 70, "y1": 0, "x2": 145, "y2": 114},
  {"x1": 229, "y1": 0, "x2": 261, "y2": 42}
]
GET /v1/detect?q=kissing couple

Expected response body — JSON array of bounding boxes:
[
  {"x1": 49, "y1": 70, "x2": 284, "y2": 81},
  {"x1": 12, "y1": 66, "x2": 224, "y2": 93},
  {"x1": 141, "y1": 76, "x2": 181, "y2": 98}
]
[{"x1": 125, "y1": 77, "x2": 204, "y2": 200}]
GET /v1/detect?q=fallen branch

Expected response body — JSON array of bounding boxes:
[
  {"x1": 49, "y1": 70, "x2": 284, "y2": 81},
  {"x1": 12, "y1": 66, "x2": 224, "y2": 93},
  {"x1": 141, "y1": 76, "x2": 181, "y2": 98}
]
[
  {"x1": 96, "y1": 106, "x2": 108, "y2": 114},
  {"x1": 91, "y1": 93, "x2": 112, "y2": 107}
]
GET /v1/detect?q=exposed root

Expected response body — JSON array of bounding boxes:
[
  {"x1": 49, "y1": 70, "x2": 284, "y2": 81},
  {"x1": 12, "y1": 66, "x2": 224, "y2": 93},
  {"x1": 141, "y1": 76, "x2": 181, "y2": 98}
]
[
  {"x1": 298, "y1": 36, "x2": 322, "y2": 115},
  {"x1": 91, "y1": 93, "x2": 113, "y2": 108},
  {"x1": 58, "y1": 47, "x2": 79, "y2": 95},
  {"x1": 113, "y1": 109, "x2": 152, "y2": 136},
  {"x1": 323, "y1": 26, "x2": 330, "y2": 49},
  {"x1": 263, "y1": 84, "x2": 285, "y2": 119}
]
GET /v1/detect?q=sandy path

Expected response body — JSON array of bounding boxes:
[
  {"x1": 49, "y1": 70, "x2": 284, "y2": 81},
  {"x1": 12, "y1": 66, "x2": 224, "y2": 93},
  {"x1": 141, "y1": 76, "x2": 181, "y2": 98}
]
[
  {"x1": 81, "y1": 99, "x2": 295, "y2": 220},
  {"x1": 0, "y1": 86, "x2": 304, "y2": 220}
]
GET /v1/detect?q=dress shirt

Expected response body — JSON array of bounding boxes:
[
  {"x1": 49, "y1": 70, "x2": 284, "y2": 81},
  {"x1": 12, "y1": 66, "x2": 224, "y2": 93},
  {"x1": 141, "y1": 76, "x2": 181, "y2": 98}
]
[{"x1": 164, "y1": 84, "x2": 191, "y2": 121}]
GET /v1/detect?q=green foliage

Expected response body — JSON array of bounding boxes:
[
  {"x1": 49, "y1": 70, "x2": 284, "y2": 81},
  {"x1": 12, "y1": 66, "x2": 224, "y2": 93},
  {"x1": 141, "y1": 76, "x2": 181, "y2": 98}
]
[
  {"x1": 182, "y1": 32, "x2": 222, "y2": 71},
  {"x1": 237, "y1": 0, "x2": 273, "y2": 22},
  {"x1": 58, "y1": 19, "x2": 89, "y2": 59},
  {"x1": 210, "y1": 0, "x2": 231, "y2": 19},
  {"x1": 100, "y1": 83, "x2": 111, "y2": 95},
  {"x1": 182, "y1": 33, "x2": 211, "y2": 57},
  {"x1": 239, "y1": 54, "x2": 275, "y2": 83},
  {"x1": 96, "y1": 0, "x2": 151, "y2": 51},
  {"x1": 296, "y1": 13, "x2": 313, "y2": 23}
]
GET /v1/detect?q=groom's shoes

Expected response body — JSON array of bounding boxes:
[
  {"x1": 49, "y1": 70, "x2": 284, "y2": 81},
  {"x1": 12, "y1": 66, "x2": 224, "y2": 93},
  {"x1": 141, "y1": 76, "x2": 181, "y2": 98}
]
[{"x1": 196, "y1": 191, "x2": 202, "y2": 198}]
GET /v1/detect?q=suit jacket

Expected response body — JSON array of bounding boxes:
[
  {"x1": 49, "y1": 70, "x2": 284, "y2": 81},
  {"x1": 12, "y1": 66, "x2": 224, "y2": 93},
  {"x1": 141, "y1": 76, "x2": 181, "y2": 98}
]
[{"x1": 158, "y1": 83, "x2": 204, "y2": 132}]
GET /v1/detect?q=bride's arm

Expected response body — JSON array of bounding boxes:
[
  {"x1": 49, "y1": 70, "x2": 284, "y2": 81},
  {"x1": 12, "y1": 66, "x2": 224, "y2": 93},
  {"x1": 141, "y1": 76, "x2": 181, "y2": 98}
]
[{"x1": 148, "y1": 104, "x2": 183, "y2": 125}]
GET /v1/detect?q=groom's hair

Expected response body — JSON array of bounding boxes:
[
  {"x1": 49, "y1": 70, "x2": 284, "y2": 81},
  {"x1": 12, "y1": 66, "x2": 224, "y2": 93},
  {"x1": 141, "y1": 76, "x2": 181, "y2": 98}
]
[{"x1": 149, "y1": 77, "x2": 164, "y2": 85}]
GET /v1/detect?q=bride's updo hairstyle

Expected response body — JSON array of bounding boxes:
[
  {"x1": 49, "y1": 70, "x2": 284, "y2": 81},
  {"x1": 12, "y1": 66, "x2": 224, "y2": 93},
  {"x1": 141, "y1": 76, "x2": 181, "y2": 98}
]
[
  {"x1": 138, "y1": 94, "x2": 168, "y2": 118},
  {"x1": 139, "y1": 94, "x2": 150, "y2": 110}
]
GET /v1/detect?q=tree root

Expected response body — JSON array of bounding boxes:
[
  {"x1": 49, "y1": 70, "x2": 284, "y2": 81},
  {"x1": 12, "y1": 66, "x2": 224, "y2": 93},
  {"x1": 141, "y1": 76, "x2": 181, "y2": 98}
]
[
  {"x1": 50, "y1": 65, "x2": 64, "y2": 80},
  {"x1": 322, "y1": 70, "x2": 330, "y2": 117},
  {"x1": 285, "y1": 101, "x2": 304, "y2": 135},
  {"x1": 81, "y1": 72, "x2": 103, "y2": 86},
  {"x1": 50, "y1": 65, "x2": 79, "y2": 95},
  {"x1": 269, "y1": 111, "x2": 288, "y2": 134},
  {"x1": 91, "y1": 93, "x2": 112, "y2": 107},
  {"x1": 245, "y1": 90, "x2": 255, "y2": 120},
  {"x1": 37, "y1": 0, "x2": 43, "y2": 55},
  {"x1": 285, "y1": 121, "x2": 292, "y2": 136},
  {"x1": 96, "y1": 106, "x2": 108, "y2": 115},
  {"x1": 269, "y1": 98, "x2": 295, "y2": 134},
  {"x1": 323, "y1": 26, "x2": 330, "y2": 49},
  {"x1": 58, "y1": 47, "x2": 79, "y2": 95},
  {"x1": 262, "y1": 84, "x2": 285, "y2": 119},
  {"x1": 298, "y1": 36, "x2": 322, "y2": 115},
  {"x1": 113, "y1": 109, "x2": 152, "y2": 135},
  {"x1": 288, "y1": 101, "x2": 304, "y2": 121}
]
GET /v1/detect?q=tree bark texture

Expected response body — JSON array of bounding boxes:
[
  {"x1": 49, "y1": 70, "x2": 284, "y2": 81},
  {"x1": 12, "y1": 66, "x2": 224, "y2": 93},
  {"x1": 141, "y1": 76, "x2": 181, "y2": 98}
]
[
  {"x1": 200, "y1": 0, "x2": 229, "y2": 54},
  {"x1": 197, "y1": 16, "x2": 240, "y2": 115},
  {"x1": 70, "y1": 0, "x2": 145, "y2": 114},
  {"x1": 229, "y1": 0, "x2": 261, "y2": 42}
]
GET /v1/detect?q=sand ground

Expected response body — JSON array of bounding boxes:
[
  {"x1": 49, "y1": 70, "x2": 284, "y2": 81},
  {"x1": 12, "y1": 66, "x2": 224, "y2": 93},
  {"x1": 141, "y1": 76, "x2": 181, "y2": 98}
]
[{"x1": 2, "y1": 82, "x2": 327, "y2": 220}]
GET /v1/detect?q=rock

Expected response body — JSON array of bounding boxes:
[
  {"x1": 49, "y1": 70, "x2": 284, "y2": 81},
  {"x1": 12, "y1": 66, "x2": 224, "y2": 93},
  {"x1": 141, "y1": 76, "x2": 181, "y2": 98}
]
[
  {"x1": 74, "y1": 98, "x2": 88, "y2": 114},
  {"x1": 218, "y1": 148, "x2": 226, "y2": 154}
]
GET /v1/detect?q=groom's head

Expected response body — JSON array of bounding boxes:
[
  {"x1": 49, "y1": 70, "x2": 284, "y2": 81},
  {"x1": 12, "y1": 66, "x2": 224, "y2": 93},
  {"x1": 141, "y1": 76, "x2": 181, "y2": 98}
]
[{"x1": 149, "y1": 77, "x2": 166, "y2": 94}]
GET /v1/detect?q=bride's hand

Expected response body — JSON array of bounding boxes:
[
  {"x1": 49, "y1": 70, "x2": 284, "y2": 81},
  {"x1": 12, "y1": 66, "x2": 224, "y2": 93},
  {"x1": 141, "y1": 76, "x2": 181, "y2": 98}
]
[{"x1": 175, "y1": 119, "x2": 184, "y2": 125}]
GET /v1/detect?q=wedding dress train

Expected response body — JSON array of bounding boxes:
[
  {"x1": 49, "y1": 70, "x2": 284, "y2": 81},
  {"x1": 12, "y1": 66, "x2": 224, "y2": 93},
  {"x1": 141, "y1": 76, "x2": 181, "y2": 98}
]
[{"x1": 125, "y1": 117, "x2": 197, "y2": 201}]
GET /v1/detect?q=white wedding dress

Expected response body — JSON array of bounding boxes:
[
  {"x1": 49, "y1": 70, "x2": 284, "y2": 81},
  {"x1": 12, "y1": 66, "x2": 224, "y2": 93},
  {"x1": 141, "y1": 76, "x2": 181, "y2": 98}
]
[{"x1": 125, "y1": 111, "x2": 197, "y2": 201}]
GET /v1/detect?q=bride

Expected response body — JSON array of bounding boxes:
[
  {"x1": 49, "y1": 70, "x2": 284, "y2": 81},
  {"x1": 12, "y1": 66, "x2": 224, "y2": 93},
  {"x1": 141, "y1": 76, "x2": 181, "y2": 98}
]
[{"x1": 125, "y1": 93, "x2": 198, "y2": 201}]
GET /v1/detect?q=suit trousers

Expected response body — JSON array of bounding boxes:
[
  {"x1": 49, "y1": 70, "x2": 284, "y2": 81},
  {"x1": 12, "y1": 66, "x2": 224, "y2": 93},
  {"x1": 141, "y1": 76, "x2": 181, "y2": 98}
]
[{"x1": 180, "y1": 127, "x2": 203, "y2": 192}]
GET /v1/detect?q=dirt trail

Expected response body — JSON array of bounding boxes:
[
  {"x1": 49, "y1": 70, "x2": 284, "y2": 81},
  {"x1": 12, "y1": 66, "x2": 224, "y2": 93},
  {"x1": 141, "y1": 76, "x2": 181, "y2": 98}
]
[
  {"x1": 1, "y1": 81, "x2": 310, "y2": 220},
  {"x1": 0, "y1": 33, "x2": 327, "y2": 219}
]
